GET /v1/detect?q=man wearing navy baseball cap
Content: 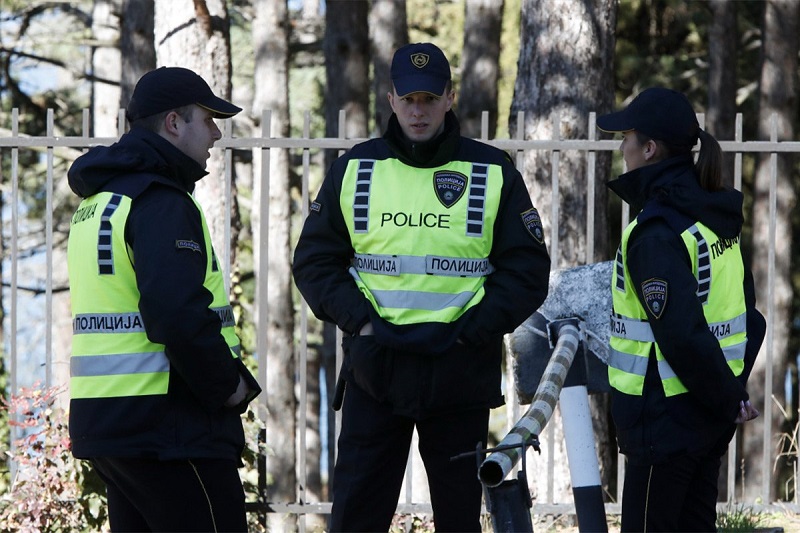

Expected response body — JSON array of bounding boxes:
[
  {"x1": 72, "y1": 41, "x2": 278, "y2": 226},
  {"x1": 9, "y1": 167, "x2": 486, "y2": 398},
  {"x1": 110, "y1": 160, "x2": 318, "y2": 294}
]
[
  {"x1": 390, "y1": 42, "x2": 452, "y2": 97},
  {"x1": 67, "y1": 67, "x2": 259, "y2": 532},
  {"x1": 293, "y1": 42, "x2": 550, "y2": 531},
  {"x1": 126, "y1": 66, "x2": 242, "y2": 123}
]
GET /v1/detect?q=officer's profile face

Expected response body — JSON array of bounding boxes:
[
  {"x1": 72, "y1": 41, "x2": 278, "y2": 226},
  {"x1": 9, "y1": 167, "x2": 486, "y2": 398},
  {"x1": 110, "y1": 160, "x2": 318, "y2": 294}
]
[
  {"x1": 620, "y1": 130, "x2": 650, "y2": 172},
  {"x1": 388, "y1": 87, "x2": 454, "y2": 143}
]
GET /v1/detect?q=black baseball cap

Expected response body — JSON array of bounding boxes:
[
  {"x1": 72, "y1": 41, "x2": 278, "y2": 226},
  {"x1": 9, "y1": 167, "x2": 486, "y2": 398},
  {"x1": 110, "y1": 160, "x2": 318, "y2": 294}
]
[
  {"x1": 597, "y1": 87, "x2": 699, "y2": 148},
  {"x1": 390, "y1": 42, "x2": 451, "y2": 97},
  {"x1": 126, "y1": 67, "x2": 242, "y2": 122}
]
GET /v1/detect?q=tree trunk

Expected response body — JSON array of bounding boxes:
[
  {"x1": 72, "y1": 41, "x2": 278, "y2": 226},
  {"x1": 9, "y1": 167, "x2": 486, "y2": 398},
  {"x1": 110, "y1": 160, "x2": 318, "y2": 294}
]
[
  {"x1": 706, "y1": 0, "x2": 739, "y2": 497},
  {"x1": 369, "y1": 0, "x2": 407, "y2": 135},
  {"x1": 153, "y1": 0, "x2": 239, "y2": 273},
  {"x1": 91, "y1": 0, "x2": 122, "y2": 137},
  {"x1": 512, "y1": 0, "x2": 613, "y2": 268},
  {"x1": 706, "y1": 0, "x2": 737, "y2": 188},
  {"x1": 459, "y1": 0, "x2": 503, "y2": 139},
  {"x1": 120, "y1": 0, "x2": 156, "y2": 106},
  {"x1": 252, "y1": 0, "x2": 302, "y2": 530},
  {"x1": 323, "y1": 0, "x2": 369, "y2": 155},
  {"x1": 746, "y1": 0, "x2": 798, "y2": 503},
  {"x1": 321, "y1": 0, "x2": 370, "y2": 506},
  {"x1": 512, "y1": 0, "x2": 616, "y2": 503}
]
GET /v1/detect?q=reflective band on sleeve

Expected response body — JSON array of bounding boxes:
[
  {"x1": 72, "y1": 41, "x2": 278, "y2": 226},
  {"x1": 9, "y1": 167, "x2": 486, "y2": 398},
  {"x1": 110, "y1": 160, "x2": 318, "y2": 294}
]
[
  {"x1": 70, "y1": 351, "x2": 169, "y2": 377},
  {"x1": 73, "y1": 312, "x2": 146, "y2": 334},
  {"x1": 352, "y1": 253, "x2": 495, "y2": 278},
  {"x1": 607, "y1": 348, "x2": 649, "y2": 377}
]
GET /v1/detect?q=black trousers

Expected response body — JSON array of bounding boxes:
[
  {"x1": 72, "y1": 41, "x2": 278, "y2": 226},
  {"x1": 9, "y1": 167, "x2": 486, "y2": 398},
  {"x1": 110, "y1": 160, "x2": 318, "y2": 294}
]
[
  {"x1": 621, "y1": 452, "x2": 721, "y2": 532},
  {"x1": 329, "y1": 382, "x2": 489, "y2": 532},
  {"x1": 91, "y1": 456, "x2": 247, "y2": 533}
]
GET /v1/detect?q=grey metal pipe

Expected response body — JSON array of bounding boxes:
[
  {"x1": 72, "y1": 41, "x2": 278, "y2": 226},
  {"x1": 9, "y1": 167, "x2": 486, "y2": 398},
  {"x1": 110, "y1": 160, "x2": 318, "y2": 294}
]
[{"x1": 479, "y1": 322, "x2": 581, "y2": 487}]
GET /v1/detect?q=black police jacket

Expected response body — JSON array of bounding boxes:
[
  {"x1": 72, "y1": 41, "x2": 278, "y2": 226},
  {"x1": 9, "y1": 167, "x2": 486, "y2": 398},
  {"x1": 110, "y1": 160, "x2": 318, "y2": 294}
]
[
  {"x1": 68, "y1": 127, "x2": 260, "y2": 460},
  {"x1": 607, "y1": 155, "x2": 765, "y2": 463},
  {"x1": 292, "y1": 111, "x2": 551, "y2": 418}
]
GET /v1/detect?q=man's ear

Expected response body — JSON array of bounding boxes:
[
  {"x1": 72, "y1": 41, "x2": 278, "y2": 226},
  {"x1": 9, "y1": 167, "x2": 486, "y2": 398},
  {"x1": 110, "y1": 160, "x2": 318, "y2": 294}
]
[
  {"x1": 644, "y1": 139, "x2": 657, "y2": 160},
  {"x1": 163, "y1": 111, "x2": 180, "y2": 136}
]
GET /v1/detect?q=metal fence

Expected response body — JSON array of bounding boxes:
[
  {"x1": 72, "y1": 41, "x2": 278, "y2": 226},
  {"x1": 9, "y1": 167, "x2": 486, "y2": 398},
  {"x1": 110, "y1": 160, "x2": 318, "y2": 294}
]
[{"x1": 1, "y1": 108, "x2": 797, "y2": 527}]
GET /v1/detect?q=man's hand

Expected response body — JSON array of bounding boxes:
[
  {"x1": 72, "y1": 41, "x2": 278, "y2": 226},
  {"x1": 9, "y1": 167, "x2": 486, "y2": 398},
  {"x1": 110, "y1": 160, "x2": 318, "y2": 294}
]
[
  {"x1": 734, "y1": 400, "x2": 759, "y2": 424},
  {"x1": 224, "y1": 374, "x2": 250, "y2": 407}
]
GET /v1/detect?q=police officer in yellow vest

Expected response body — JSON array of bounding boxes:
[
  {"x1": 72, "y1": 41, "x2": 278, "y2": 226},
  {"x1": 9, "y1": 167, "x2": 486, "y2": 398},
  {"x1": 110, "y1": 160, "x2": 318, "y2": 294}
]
[
  {"x1": 598, "y1": 88, "x2": 766, "y2": 532},
  {"x1": 67, "y1": 67, "x2": 260, "y2": 532},
  {"x1": 292, "y1": 43, "x2": 550, "y2": 532}
]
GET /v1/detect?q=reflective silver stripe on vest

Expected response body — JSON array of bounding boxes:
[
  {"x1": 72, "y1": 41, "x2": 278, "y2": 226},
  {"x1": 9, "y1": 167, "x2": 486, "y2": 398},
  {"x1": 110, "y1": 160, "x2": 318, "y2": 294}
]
[
  {"x1": 708, "y1": 313, "x2": 746, "y2": 340},
  {"x1": 610, "y1": 315, "x2": 655, "y2": 342},
  {"x1": 658, "y1": 342, "x2": 745, "y2": 380},
  {"x1": 74, "y1": 307, "x2": 236, "y2": 333},
  {"x1": 614, "y1": 246, "x2": 625, "y2": 291},
  {"x1": 611, "y1": 312, "x2": 746, "y2": 343},
  {"x1": 608, "y1": 347, "x2": 649, "y2": 377},
  {"x1": 369, "y1": 288, "x2": 476, "y2": 311},
  {"x1": 466, "y1": 163, "x2": 489, "y2": 237},
  {"x1": 349, "y1": 266, "x2": 477, "y2": 310},
  {"x1": 353, "y1": 253, "x2": 495, "y2": 278},
  {"x1": 73, "y1": 312, "x2": 146, "y2": 334},
  {"x1": 213, "y1": 305, "x2": 236, "y2": 328},
  {"x1": 688, "y1": 225, "x2": 712, "y2": 304},
  {"x1": 71, "y1": 351, "x2": 169, "y2": 377},
  {"x1": 98, "y1": 193, "x2": 123, "y2": 275},
  {"x1": 353, "y1": 160, "x2": 376, "y2": 233}
]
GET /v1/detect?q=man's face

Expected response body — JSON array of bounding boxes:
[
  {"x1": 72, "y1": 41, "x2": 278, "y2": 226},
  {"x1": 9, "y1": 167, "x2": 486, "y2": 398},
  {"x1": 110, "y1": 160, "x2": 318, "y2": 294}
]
[
  {"x1": 171, "y1": 105, "x2": 222, "y2": 168},
  {"x1": 388, "y1": 87, "x2": 454, "y2": 143}
]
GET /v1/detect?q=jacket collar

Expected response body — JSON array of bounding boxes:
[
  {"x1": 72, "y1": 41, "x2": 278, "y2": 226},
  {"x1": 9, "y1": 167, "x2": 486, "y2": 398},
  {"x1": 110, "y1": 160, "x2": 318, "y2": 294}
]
[{"x1": 383, "y1": 110, "x2": 461, "y2": 168}]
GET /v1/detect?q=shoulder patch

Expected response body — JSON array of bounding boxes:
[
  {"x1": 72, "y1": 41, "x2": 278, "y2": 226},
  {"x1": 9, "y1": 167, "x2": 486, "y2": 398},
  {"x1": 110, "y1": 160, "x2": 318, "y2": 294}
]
[
  {"x1": 175, "y1": 239, "x2": 202, "y2": 253},
  {"x1": 520, "y1": 207, "x2": 544, "y2": 244},
  {"x1": 310, "y1": 201, "x2": 322, "y2": 213},
  {"x1": 641, "y1": 278, "x2": 668, "y2": 319}
]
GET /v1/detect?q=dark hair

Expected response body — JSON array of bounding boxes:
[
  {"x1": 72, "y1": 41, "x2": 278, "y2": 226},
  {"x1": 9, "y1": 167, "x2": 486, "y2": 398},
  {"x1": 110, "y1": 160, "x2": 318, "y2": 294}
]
[
  {"x1": 635, "y1": 129, "x2": 723, "y2": 192},
  {"x1": 130, "y1": 105, "x2": 195, "y2": 132}
]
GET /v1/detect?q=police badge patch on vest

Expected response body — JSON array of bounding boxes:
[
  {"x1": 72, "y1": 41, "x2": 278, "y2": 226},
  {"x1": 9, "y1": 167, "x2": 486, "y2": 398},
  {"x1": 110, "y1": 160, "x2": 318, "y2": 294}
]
[
  {"x1": 520, "y1": 207, "x2": 544, "y2": 244},
  {"x1": 175, "y1": 239, "x2": 202, "y2": 253},
  {"x1": 433, "y1": 171, "x2": 467, "y2": 208},
  {"x1": 641, "y1": 278, "x2": 668, "y2": 319}
]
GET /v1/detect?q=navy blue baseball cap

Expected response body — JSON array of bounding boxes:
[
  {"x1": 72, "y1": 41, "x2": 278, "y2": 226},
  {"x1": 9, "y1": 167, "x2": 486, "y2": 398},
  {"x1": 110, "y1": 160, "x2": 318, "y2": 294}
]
[
  {"x1": 391, "y1": 42, "x2": 451, "y2": 97},
  {"x1": 597, "y1": 87, "x2": 700, "y2": 148},
  {"x1": 126, "y1": 67, "x2": 242, "y2": 122}
]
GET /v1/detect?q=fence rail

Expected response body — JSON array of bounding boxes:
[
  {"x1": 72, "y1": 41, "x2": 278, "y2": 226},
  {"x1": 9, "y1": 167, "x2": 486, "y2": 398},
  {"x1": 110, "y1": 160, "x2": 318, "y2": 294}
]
[{"x1": 1, "y1": 108, "x2": 796, "y2": 528}]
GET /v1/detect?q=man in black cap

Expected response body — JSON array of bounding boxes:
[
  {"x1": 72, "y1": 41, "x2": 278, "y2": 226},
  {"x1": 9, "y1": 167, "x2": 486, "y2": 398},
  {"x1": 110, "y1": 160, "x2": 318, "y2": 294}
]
[
  {"x1": 67, "y1": 66, "x2": 261, "y2": 532},
  {"x1": 293, "y1": 43, "x2": 550, "y2": 531}
]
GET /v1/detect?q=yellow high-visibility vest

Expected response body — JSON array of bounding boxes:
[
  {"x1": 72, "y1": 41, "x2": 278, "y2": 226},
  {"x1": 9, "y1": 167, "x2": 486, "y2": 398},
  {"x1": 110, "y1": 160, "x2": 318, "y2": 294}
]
[
  {"x1": 68, "y1": 192, "x2": 240, "y2": 399},
  {"x1": 609, "y1": 219, "x2": 746, "y2": 396},
  {"x1": 341, "y1": 158, "x2": 502, "y2": 325}
]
